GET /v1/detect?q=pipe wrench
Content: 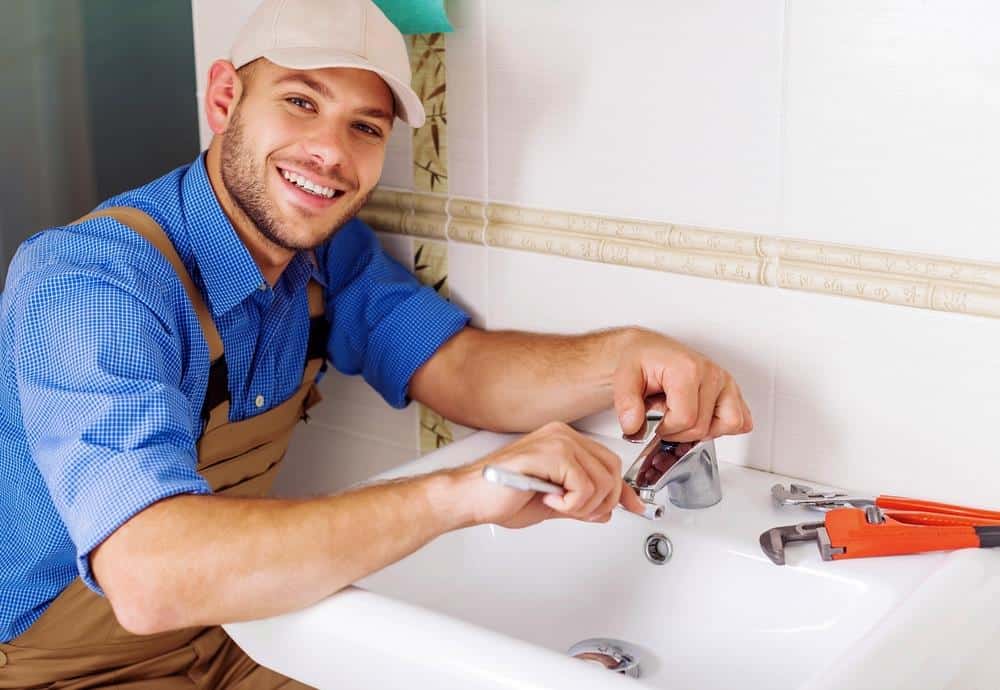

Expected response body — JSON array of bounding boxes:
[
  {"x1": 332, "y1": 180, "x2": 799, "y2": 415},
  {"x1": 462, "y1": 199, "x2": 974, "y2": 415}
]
[{"x1": 761, "y1": 485, "x2": 1000, "y2": 565}]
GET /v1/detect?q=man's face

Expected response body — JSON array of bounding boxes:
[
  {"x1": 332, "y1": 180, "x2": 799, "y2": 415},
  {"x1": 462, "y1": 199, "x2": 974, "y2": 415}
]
[{"x1": 220, "y1": 61, "x2": 394, "y2": 251}]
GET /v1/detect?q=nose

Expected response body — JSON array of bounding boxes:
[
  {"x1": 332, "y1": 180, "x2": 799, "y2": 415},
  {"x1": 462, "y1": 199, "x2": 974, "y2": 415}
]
[{"x1": 301, "y1": 124, "x2": 350, "y2": 174}]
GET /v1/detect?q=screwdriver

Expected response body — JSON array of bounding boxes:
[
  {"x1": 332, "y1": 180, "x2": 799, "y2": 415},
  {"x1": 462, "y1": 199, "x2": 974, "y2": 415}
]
[
  {"x1": 481, "y1": 465, "x2": 662, "y2": 519},
  {"x1": 482, "y1": 465, "x2": 564, "y2": 495}
]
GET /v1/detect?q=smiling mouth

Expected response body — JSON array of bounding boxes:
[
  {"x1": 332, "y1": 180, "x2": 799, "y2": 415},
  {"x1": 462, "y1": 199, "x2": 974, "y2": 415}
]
[{"x1": 277, "y1": 167, "x2": 345, "y2": 200}]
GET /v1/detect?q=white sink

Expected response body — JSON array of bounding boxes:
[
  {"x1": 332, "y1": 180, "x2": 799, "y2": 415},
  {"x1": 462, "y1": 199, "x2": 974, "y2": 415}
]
[{"x1": 226, "y1": 431, "x2": 1000, "y2": 690}]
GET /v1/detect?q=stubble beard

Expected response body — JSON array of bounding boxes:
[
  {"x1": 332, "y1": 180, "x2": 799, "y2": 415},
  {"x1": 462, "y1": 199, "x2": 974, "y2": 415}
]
[{"x1": 220, "y1": 107, "x2": 373, "y2": 252}]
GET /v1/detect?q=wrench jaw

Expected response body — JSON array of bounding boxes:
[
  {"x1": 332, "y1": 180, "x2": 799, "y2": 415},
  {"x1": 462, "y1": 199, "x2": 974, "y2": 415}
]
[
  {"x1": 815, "y1": 526, "x2": 847, "y2": 562},
  {"x1": 770, "y1": 483, "x2": 875, "y2": 511},
  {"x1": 763, "y1": 485, "x2": 863, "y2": 565},
  {"x1": 759, "y1": 521, "x2": 831, "y2": 565}
]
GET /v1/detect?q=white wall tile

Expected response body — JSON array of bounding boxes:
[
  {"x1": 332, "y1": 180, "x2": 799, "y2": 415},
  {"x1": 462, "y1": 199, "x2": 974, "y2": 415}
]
[
  {"x1": 445, "y1": 241, "x2": 488, "y2": 328},
  {"x1": 308, "y1": 371, "x2": 419, "y2": 449},
  {"x1": 444, "y1": 0, "x2": 487, "y2": 200},
  {"x1": 484, "y1": 0, "x2": 785, "y2": 232},
  {"x1": 273, "y1": 422, "x2": 417, "y2": 497},
  {"x1": 781, "y1": 0, "x2": 1000, "y2": 262},
  {"x1": 486, "y1": 249, "x2": 779, "y2": 470},
  {"x1": 374, "y1": 230, "x2": 413, "y2": 269},
  {"x1": 380, "y1": 123, "x2": 414, "y2": 189},
  {"x1": 770, "y1": 288, "x2": 1000, "y2": 506}
]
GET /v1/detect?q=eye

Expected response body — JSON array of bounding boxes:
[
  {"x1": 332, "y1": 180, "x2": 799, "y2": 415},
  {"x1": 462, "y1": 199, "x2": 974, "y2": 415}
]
[
  {"x1": 353, "y1": 122, "x2": 383, "y2": 138},
  {"x1": 286, "y1": 96, "x2": 316, "y2": 112}
]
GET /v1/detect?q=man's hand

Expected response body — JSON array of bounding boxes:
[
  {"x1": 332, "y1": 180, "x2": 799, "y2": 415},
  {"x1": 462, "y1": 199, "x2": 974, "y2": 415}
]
[
  {"x1": 411, "y1": 325, "x2": 754, "y2": 439},
  {"x1": 448, "y1": 422, "x2": 648, "y2": 529},
  {"x1": 613, "y1": 329, "x2": 753, "y2": 442}
]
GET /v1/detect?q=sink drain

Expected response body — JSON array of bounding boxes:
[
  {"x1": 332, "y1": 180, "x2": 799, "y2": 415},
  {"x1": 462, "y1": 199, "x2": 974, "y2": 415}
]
[
  {"x1": 645, "y1": 533, "x2": 673, "y2": 565},
  {"x1": 568, "y1": 638, "x2": 641, "y2": 678}
]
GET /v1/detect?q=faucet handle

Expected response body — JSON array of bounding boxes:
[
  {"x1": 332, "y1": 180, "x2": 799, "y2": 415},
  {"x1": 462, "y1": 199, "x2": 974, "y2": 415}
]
[
  {"x1": 622, "y1": 412, "x2": 665, "y2": 444},
  {"x1": 623, "y1": 430, "x2": 723, "y2": 511}
]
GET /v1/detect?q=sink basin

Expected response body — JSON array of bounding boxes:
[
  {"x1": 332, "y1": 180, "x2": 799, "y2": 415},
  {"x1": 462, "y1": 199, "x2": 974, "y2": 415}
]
[{"x1": 226, "y1": 431, "x2": 1000, "y2": 690}]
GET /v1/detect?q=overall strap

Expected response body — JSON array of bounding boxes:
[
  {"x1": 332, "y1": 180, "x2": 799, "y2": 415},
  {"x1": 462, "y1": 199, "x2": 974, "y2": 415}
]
[
  {"x1": 305, "y1": 279, "x2": 330, "y2": 366},
  {"x1": 71, "y1": 207, "x2": 231, "y2": 430}
]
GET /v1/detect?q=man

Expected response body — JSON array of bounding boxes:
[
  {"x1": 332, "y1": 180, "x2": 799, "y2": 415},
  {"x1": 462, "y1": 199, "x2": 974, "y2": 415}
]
[{"x1": 0, "y1": 0, "x2": 752, "y2": 687}]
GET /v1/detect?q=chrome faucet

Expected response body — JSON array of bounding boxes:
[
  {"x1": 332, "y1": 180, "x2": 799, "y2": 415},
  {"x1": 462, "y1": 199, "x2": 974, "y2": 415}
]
[{"x1": 623, "y1": 413, "x2": 722, "y2": 518}]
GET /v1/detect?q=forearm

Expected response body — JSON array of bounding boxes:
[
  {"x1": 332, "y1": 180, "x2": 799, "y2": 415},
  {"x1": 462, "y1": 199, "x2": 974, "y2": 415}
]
[
  {"x1": 413, "y1": 326, "x2": 639, "y2": 432},
  {"x1": 92, "y1": 470, "x2": 469, "y2": 634}
]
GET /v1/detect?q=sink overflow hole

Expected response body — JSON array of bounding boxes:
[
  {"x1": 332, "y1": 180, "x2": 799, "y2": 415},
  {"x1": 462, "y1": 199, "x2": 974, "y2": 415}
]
[{"x1": 645, "y1": 533, "x2": 672, "y2": 565}]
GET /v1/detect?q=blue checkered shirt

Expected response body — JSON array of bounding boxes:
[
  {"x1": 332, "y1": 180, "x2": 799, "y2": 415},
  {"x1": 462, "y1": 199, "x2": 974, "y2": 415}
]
[{"x1": 0, "y1": 155, "x2": 469, "y2": 642}]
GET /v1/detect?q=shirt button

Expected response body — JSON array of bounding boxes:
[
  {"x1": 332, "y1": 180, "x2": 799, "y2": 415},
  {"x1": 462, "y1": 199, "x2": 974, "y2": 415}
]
[
  {"x1": 258, "y1": 282, "x2": 268, "y2": 291},
  {"x1": 254, "y1": 394, "x2": 265, "y2": 409}
]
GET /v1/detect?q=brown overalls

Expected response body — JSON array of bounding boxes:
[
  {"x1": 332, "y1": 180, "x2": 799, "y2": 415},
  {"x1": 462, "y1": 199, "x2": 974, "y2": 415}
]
[{"x1": 0, "y1": 208, "x2": 322, "y2": 689}]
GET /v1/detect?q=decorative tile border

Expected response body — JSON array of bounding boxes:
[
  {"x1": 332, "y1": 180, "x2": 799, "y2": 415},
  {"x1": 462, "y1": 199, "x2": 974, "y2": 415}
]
[{"x1": 358, "y1": 188, "x2": 1000, "y2": 320}]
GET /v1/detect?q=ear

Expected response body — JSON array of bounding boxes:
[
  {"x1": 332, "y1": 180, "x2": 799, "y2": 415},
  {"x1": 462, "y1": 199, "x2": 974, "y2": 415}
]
[{"x1": 204, "y1": 60, "x2": 244, "y2": 135}]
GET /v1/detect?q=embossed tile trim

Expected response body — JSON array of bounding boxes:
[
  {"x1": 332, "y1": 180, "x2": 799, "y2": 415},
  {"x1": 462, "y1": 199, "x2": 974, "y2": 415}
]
[{"x1": 358, "y1": 188, "x2": 1000, "y2": 320}]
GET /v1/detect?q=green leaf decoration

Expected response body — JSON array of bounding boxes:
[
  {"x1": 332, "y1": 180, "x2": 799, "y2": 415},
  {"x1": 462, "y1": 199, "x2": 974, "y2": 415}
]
[{"x1": 426, "y1": 83, "x2": 446, "y2": 100}]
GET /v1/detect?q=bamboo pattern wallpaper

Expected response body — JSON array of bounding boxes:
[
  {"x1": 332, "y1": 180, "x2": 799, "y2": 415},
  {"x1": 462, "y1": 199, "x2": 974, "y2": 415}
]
[
  {"x1": 413, "y1": 241, "x2": 454, "y2": 452},
  {"x1": 409, "y1": 33, "x2": 448, "y2": 193},
  {"x1": 413, "y1": 241, "x2": 450, "y2": 299},
  {"x1": 409, "y1": 31, "x2": 454, "y2": 453}
]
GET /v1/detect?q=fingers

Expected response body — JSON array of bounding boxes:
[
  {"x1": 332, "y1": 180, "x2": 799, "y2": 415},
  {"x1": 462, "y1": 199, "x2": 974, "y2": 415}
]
[
  {"x1": 612, "y1": 359, "x2": 649, "y2": 435},
  {"x1": 708, "y1": 378, "x2": 752, "y2": 437},
  {"x1": 570, "y1": 431, "x2": 633, "y2": 518},
  {"x1": 617, "y1": 481, "x2": 647, "y2": 515},
  {"x1": 549, "y1": 453, "x2": 609, "y2": 518},
  {"x1": 514, "y1": 423, "x2": 621, "y2": 521},
  {"x1": 562, "y1": 430, "x2": 654, "y2": 521},
  {"x1": 492, "y1": 422, "x2": 658, "y2": 526},
  {"x1": 544, "y1": 426, "x2": 652, "y2": 521},
  {"x1": 613, "y1": 331, "x2": 754, "y2": 443},
  {"x1": 574, "y1": 431, "x2": 623, "y2": 476},
  {"x1": 656, "y1": 365, "x2": 751, "y2": 442},
  {"x1": 692, "y1": 369, "x2": 727, "y2": 439},
  {"x1": 542, "y1": 432, "x2": 618, "y2": 518},
  {"x1": 653, "y1": 358, "x2": 701, "y2": 440}
]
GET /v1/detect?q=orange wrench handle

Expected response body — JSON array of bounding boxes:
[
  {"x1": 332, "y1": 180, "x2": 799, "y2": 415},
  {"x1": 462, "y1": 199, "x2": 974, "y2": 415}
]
[
  {"x1": 824, "y1": 508, "x2": 980, "y2": 560},
  {"x1": 876, "y1": 495, "x2": 1000, "y2": 522},
  {"x1": 883, "y1": 510, "x2": 1000, "y2": 528}
]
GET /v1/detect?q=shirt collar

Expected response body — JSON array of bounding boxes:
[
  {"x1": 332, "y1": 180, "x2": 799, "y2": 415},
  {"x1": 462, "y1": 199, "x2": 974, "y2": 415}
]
[
  {"x1": 268, "y1": 251, "x2": 322, "y2": 307},
  {"x1": 181, "y1": 155, "x2": 268, "y2": 317}
]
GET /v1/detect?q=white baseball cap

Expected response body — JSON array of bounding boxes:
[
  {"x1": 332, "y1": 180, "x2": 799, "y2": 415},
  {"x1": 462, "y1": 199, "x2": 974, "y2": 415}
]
[{"x1": 230, "y1": 0, "x2": 425, "y2": 128}]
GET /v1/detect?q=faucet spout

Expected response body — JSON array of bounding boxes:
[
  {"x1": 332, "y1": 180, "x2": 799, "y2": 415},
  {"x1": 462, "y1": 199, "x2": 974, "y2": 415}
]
[{"x1": 622, "y1": 414, "x2": 722, "y2": 515}]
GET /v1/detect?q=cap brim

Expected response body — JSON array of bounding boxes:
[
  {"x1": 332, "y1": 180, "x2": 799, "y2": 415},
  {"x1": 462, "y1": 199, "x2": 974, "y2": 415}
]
[{"x1": 260, "y1": 47, "x2": 425, "y2": 128}]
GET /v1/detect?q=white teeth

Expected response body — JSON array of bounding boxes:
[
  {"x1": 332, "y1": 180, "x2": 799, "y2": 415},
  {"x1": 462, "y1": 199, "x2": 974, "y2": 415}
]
[{"x1": 280, "y1": 168, "x2": 337, "y2": 199}]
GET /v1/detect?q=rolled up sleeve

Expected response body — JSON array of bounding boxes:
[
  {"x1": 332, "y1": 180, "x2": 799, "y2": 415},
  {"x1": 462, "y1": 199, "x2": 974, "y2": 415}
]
[
  {"x1": 14, "y1": 268, "x2": 210, "y2": 594},
  {"x1": 319, "y1": 218, "x2": 469, "y2": 408}
]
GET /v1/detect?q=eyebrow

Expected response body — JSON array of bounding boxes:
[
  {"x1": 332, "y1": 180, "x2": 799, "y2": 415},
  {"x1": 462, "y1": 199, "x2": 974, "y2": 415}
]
[{"x1": 274, "y1": 74, "x2": 395, "y2": 123}]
